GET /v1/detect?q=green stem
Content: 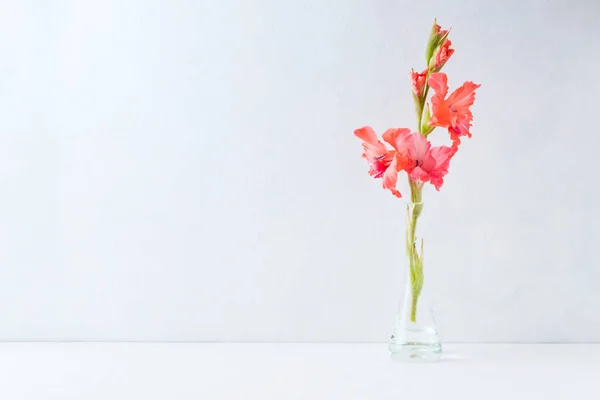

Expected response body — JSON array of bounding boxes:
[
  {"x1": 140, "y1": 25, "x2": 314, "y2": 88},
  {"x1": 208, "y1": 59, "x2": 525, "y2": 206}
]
[
  {"x1": 409, "y1": 60, "x2": 434, "y2": 322},
  {"x1": 410, "y1": 293, "x2": 419, "y2": 322},
  {"x1": 417, "y1": 85, "x2": 430, "y2": 134},
  {"x1": 407, "y1": 179, "x2": 424, "y2": 323}
]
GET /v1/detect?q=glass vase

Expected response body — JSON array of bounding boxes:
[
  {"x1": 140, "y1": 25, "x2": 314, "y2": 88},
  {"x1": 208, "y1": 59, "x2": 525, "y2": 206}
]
[{"x1": 388, "y1": 201, "x2": 442, "y2": 361}]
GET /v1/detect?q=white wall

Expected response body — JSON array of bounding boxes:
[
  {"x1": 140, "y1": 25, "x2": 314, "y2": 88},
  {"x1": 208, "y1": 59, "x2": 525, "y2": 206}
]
[{"x1": 0, "y1": 0, "x2": 599, "y2": 342}]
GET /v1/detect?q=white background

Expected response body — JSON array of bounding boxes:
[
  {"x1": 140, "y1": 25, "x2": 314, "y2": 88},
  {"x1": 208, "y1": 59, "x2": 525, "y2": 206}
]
[
  {"x1": 0, "y1": 343, "x2": 597, "y2": 399},
  {"x1": 0, "y1": 0, "x2": 598, "y2": 342}
]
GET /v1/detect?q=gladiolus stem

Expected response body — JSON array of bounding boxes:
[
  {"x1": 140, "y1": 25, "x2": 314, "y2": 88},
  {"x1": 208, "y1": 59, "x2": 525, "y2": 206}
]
[
  {"x1": 410, "y1": 295, "x2": 419, "y2": 322},
  {"x1": 407, "y1": 179, "x2": 424, "y2": 322}
]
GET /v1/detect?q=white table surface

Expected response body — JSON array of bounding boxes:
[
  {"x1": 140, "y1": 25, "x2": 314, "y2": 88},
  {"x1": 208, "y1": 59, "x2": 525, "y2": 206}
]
[{"x1": 0, "y1": 343, "x2": 597, "y2": 399}]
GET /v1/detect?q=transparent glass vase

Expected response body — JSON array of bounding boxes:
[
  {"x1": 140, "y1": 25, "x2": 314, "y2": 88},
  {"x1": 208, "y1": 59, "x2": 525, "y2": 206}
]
[{"x1": 388, "y1": 202, "x2": 442, "y2": 361}]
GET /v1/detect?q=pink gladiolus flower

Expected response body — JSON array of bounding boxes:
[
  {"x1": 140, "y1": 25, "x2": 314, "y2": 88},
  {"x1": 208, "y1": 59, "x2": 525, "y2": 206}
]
[
  {"x1": 411, "y1": 68, "x2": 428, "y2": 96},
  {"x1": 383, "y1": 129, "x2": 454, "y2": 190},
  {"x1": 428, "y1": 72, "x2": 481, "y2": 147},
  {"x1": 354, "y1": 126, "x2": 402, "y2": 197}
]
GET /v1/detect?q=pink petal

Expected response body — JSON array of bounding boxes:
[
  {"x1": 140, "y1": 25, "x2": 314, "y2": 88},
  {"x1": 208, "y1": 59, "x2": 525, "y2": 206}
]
[
  {"x1": 353, "y1": 126, "x2": 378, "y2": 143},
  {"x1": 409, "y1": 166, "x2": 430, "y2": 183},
  {"x1": 429, "y1": 173, "x2": 445, "y2": 191},
  {"x1": 446, "y1": 81, "x2": 481, "y2": 111},
  {"x1": 354, "y1": 126, "x2": 390, "y2": 161},
  {"x1": 430, "y1": 145, "x2": 453, "y2": 171},
  {"x1": 382, "y1": 156, "x2": 402, "y2": 198},
  {"x1": 428, "y1": 72, "x2": 449, "y2": 98},
  {"x1": 407, "y1": 132, "x2": 432, "y2": 162},
  {"x1": 381, "y1": 128, "x2": 412, "y2": 153}
]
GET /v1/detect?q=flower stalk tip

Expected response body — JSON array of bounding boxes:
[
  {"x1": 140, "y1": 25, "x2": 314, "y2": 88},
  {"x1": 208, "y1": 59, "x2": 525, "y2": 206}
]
[{"x1": 425, "y1": 19, "x2": 450, "y2": 67}]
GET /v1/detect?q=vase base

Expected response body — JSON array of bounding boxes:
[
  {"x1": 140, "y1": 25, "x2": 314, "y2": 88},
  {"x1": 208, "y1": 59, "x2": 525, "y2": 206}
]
[{"x1": 388, "y1": 342, "x2": 442, "y2": 362}]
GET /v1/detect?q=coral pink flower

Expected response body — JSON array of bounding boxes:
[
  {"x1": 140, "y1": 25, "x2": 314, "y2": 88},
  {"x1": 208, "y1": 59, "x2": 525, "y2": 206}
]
[
  {"x1": 433, "y1": 39, "x2": 454, "y2": 69},
  {"x1": 428, "y1": 72, "x2": 481, "y2": 146},
  {"x1": 354, "y1": 126, "x2": 402, "y2": 197},
  {"x1": 411, "y1": 68, "x2": 428, "y2": 96},
  {"x1": 383, "y1": 129, "x2": 454, "y2": 190},
  {"x1": 354, "y1": 126, "x2": 392, "y2": 178}
]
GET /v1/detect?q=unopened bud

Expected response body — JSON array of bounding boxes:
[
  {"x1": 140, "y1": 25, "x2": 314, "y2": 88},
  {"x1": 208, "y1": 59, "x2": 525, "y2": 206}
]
[
  {"x1": 425, "y1": 19, "x2": 449, "y2": 65},
  {"x1": 411, "y1": 68, "x2": 428, "y2": 97},
  {"x1": 420, "y1": 104, "x2": 435, "y2": 136},
  {"x1": 430, "y1": 39, "x2": 454, "y2": 71}
]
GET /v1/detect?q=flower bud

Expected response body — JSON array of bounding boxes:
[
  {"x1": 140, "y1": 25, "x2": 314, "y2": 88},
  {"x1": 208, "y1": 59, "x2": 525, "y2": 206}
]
[
  {"x1": 424, "y1": 20, "x2": 449, "y2": 65},
  {"x1": 410, "y1": 68, "x2": 428, "y2": 97},
  {"x1": 420, "y1": 104, "x2": 435, "y2": 136},
  {"x1": 430, "y1": 39, "x2": 454, "y2": 71}
]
